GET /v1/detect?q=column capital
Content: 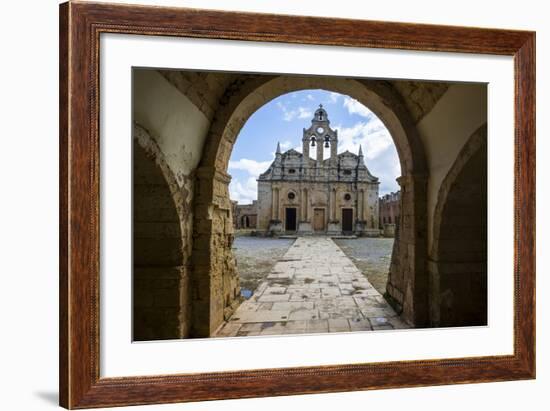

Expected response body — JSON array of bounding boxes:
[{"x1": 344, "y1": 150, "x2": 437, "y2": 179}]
[{"x1": 396, "y1": 173, "x2": 428, "y2": 187}]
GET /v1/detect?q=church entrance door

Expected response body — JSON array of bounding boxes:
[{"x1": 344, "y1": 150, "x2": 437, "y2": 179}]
[
  {"x1": 342, "y1": 208, "x2": 353, "y2": 233},
  {"x1": 285, "y1": 208, "x2": 297, "y2": 232},
  {"x1": 313, "y1": 208, "x2": 325, "y2": 232}
]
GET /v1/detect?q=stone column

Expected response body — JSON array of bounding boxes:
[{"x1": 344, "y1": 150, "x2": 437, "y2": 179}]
[
  {"x1": 327, "y1": 188, "x2": 340, "y2": 235},
  {"x1": 358, "y1": 190, "x2": 363, "y2": 221},
  {"x1": 329, "y1": 190, "x2": 336, "y2": 221},
  {"x1": 329, "y1": 189, "x2": 333, "y2": 220},
  {"x1": 364, "y1": 189, "x2": 371, "y2": 223},
  {"x1": 304, "y1": 189, "x2": 308, "y2": 220},
  {"x1": 271, "y1": 188, "x2": 277, "y2": 220},
  {"x1": 274, "y1": 188, "x2": 279, "y2": 220},
  {"x1": 300, "y1": 188, "x2": 306, "y2": 221}
]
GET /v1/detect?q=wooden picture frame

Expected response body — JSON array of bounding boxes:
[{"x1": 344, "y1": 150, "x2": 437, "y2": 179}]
[{"x1": 59, "y1": 1, "x2": 535, "y2": 408}]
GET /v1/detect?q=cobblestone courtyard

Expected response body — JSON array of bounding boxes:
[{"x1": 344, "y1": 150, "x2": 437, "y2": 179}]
[{"x1": 215, "y1": 237, "x2": 409, "y2": 337}]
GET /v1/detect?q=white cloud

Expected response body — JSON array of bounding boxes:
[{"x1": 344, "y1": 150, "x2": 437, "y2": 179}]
[
  {"x1": 228, "y1": 158, "x2": 274, "y2": 203},
  {"x1": 327, "y1": 92, "x2": 340, "y2": 104},
  {"x1": 342, "y1": 96, "x2": 374, "y2": 118},
  {"x1": 276, "y1": 101, "x2": 313, "y2": 121},
  {"x1": 228, "y1": 158, "x2": 272, "y2": 176},
  {"x1": 334, "y1": 116, "x2": 401, "y2": 194},
  {"x1": 336, "y1": 118, "x2": 393, "y2": 160},
  {"x1": 280, "y1": 140, "x2": 293, "y2": 151},
  {"x1": 297, "y1": 107, "x2": 312, "y2": 119},
  {"x1": 229, "y1": 177, "x2": 258, "y2": 204},
  {"x1": 306, "y1": 94, "x2": 315, "y2": 101}
]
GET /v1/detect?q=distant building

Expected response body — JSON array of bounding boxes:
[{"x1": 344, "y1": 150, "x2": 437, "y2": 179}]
[
  {"x1": 232, "y1": 200, "x2": 258, "y2": 229},
  {"x1": 379, "y1": 191, "x2": 400, "y2": 237},
  {"x1": 255, "y1": 105, "x2": 380, "y2": 236}
]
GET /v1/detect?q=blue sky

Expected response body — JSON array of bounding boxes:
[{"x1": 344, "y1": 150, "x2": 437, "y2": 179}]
[{"x1": 228, "y1": 89, "x2": 400, "y2": 204}]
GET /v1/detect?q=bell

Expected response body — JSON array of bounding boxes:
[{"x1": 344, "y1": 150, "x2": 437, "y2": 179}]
[
  {"x1": 324, "y1": 141, "x2": 330, "y2": 148},
  {"x1": 311, "y1": 140, "x2": 316, "y2": 147}
]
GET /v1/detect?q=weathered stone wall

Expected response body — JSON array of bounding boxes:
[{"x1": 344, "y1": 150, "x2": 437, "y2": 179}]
[
  {"x1": 192, "y1": 168, "x2": 241, "y2": 336},
  {"x1": 385, "y1": 174, "x2": 428, "y2": 326}
]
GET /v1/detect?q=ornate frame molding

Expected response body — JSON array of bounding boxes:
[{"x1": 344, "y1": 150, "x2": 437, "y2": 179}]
[{"x1": 60, "y1": 1, "x2": 535, "y2": 408}]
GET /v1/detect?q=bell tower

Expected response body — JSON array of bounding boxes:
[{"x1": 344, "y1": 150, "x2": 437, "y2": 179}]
[{"x1": 302, "y1": 104, "x2": 338, "y2": 163}]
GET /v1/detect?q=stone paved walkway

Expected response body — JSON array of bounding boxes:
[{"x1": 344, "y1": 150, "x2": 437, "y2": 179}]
[{"x1": 215, "y1": 237, "x2": 409, "y2": 337}]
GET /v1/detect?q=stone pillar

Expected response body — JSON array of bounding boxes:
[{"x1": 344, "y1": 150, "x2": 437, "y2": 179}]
[
  {"x1": 297, "y1": 188, "x2": 312, "y2": 234},
  {"x1": 271, "y1": 188, "x2": 276, "y2": 220},
  {"x1": 301, "y1": 188, "x2": 306, "y2": 220},
  {"x1": 268, "y1": 186, "x2": 283, "y2": 234},
  {"x1": 274, "y1": 188, "x2": 279, "y2": 220},
  {"x1": 327, "y1": 188, "x2": 340, "y2": 235},
  {"x1": 191, "y1": 167, "x2": 240, "y2": 337},
  {"x1": 328, "y1": 189, "x2": 332, "y2": 220},
  {"x1": 358, "y1": 190, "x2": 363, "y2": 221},
  {"x1": 304, "y1": 189, "x2": 308, "y2": 220},
  {"x1": 332, "y1": 189, "x2": 337, "y2": 220},
  {"x1": 385, "y1": 173, "x2": 428, "y2": 327}
]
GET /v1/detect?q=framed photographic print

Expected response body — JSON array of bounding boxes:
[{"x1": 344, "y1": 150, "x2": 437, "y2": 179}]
[{"x1": 59, "y1": 1, "x2": 535, "y2": 408}]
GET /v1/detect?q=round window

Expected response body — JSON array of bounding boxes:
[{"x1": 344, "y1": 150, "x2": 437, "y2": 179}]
[
  {"x1": 316, "y1": 126, "x2": 324, "y2": 134},
  {"x1": 288, "y1": 192, "x2": 296, "y2": 200},
  {"x1": 344, "y1": 193, "x2": 352, "y2": 201}
]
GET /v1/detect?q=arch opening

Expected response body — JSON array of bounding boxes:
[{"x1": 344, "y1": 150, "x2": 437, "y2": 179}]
[{"x1": 192, "y1": 76, "x2": 429, "y2": 335}]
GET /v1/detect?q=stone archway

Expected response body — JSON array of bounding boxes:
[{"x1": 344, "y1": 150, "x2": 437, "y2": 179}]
[
  {"x1": 429, "y1": 124, "x2": 487, "y2": 327},
  {"x1": 133, "y1": 124, "x2": 192, "y2": 340},
  {"x1": 192, "y1": 76, "x2": 429, "y2": 336}
]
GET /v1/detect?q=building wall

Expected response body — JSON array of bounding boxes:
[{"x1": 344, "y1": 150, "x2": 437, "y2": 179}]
[
  {"x1": 233, "y1": 201, "x2": 258, "y2": 229},
  {"x1": 379, "y1": 191, "x2": 401, "y2": 237},
  {"x1": 257, "y1": 181, "x2": 379, "y2": 234}
]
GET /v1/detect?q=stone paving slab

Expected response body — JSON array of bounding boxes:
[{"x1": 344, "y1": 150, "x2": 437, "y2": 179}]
[{"x1": 214, "y1": 237, "x2": 410, "y2": 338}]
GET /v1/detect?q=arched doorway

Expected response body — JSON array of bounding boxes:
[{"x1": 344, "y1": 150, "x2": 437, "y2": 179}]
[
  {"x1": 133, "y1": 125, "x2": 189, "y2": 340},
  {"x1": 429, "y1": 125, "x2": 487, "y2": 327},
  {"x1": 192, "y1": 76, "x2": 429, "y2": 336}
]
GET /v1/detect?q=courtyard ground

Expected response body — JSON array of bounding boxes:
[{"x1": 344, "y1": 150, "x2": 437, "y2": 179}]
[
  {"x1": 216, "y1": 236, "x2": 408, "y2": 337},
  {"x1": 333, "y1": 237, "x2": 394, "y2": 295},
  {"x1": 232, "y1": 236, "x2": 295, "y2": 298}
]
